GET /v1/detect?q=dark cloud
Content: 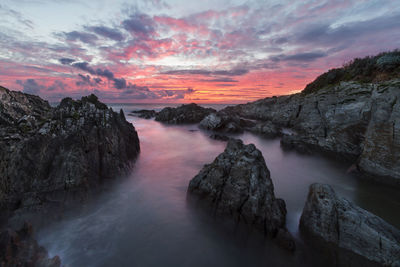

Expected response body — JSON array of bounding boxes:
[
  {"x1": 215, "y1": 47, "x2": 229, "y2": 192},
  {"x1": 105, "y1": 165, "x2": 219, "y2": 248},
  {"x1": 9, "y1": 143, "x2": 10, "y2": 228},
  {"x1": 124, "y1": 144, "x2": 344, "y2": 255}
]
[
  {"x1": 201, "y1": 78, "x2": 238, "y2": 83},
  {"x1": 64, "y1": 31, "x2": 98, "y2": 44},
  {"x1": 16, "y1": 79, "x2": 45, "y2": 94},
  {"x1": 113, "y1": 78, "x2": 127, "y2": 89},
  {"x1": 162, "y1": 68, "x2": 249, "y2": 76},
  {"x1": 270, "y1": 51, "x2": 326, "y2": 62},
  {"x1": 47, "y1": 80, "x2": 67, "y2": 91},
  {"x1": 72, "y1": 62, "x2": 96, "y2": 75},
  {"x1": 88, "y1": 26, "x2": 124, "y2": 41},
  {"x1": 16, "y1": 79, "x2": 66, "y2": 94},
  {"x1": 297, "y1": 13, "x2": 400, "y2": 46},
  {"x1": 59, "y1": 58, "x2": 76, "y2": 65},
  {"x1": 122, "y1": 13, "x2": 155, "y2": 35},
  {"x1": 96, "y1": 68, "x2": 114, "y2": 80}
]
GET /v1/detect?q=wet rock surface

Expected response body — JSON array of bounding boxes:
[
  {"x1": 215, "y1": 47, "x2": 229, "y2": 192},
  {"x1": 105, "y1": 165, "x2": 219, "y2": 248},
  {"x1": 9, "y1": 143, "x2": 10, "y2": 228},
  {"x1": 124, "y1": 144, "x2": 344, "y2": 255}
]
[
  {"x1": 0, "y1": 87, "x2": 140, "y2": 216},
  {"x1": 188, "y1": 139, "x2": 294, "y2": 250},
  {"x1": 0, "y1": 222, "x2": 61, "y2": 267},
  {"x1": 129, "y1": 109, "x2": 156, "y2": 119},
  {"x1": 199, "y1": 110, "x2": 256, "y2": 133},
  {"x1": 155, "y1": 103, "x2": 215, "y2": 124},
  {"x1": 300, "y1": 183, "x2": 400, "y2": 266}
]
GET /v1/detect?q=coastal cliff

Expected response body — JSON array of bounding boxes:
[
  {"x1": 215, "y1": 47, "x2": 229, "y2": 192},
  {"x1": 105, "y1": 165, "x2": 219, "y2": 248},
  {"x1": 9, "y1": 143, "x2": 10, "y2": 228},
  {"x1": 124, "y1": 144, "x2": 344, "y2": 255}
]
[
  {"x1": 201, "y1": 51, "x2": 400, "y2": 186},
  {"x1": 0, "y1": 87, "x2": 140, "y2": 217}
]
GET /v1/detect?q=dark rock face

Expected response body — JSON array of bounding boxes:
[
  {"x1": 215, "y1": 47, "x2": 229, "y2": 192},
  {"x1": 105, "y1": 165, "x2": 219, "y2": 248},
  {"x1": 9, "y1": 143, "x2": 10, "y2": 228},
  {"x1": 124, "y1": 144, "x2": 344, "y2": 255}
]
[
  {"x1": 223, "y1": 79, "x2": 400, "y2": 186},
  {"x1": 209, "y1": 134, "x2": 230, "y2": 141},
  {"x1": 0, "y1": 87, "x2": 140, "y2": 213},
  {"x1": 188, "y1": 139, "x2": 294, "y2": 249},
  {"x1": 199, "y1": 110, "x2": 256, "y2": 133},
  {"x1": 155, "y1": 103, "x2": 215, "y2": 124},
  {"x1": 129, "y1": 109, "x2": 156, "y2": 119},
  {"x1": 0, "y1": 222, "x2": 61, "y2": 267},
  {"x1": 300, "y1": 183, "x2": 400, "y2": 266}
]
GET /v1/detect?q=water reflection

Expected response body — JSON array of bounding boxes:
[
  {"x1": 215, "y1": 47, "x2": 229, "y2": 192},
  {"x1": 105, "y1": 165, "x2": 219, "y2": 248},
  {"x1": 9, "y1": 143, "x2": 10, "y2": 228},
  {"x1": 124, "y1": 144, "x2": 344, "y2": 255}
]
[{"x1": 37, "y1": 111, "x2": 400, "y2": 267}]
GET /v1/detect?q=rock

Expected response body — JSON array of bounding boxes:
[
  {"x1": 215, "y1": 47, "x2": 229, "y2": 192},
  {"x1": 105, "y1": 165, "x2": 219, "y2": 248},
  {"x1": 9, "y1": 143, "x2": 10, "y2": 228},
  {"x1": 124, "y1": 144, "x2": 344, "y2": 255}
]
[
  {"x1": 188, "y1": 139, "x2": 294, "y2": 249},
  {"x1": 129, "y1": 109, "x2": 156, "y2": 119},
  {"x1": 155, "y1": 103, "x2": 215, "y2": 124},
  {"x1": 0, "y1": 87, "x2": 140, "y2": 214},
  {"x1": 0, "y1": 222, "x2": 61, "y2": 267},
  {"x1": 199, "y1": 110, "x2": 255, "y2": 133},
  {"x1": 248, "y1": 121, "x2": 280, "y2": 138},
  {"x1": 223, "y1": 78, "x2": 400, "y2": 186},
  {"x1": 300, "y1": 183, "x2": 400, "y2": 266},
  {"x1": 209, "y1": 134, "x2": 230, "y2": 141}
]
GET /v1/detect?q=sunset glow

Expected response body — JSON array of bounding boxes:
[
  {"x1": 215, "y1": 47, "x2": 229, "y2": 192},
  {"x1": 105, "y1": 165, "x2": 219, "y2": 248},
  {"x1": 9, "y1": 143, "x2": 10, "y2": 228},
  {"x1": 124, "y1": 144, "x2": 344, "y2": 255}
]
[{"x1": 1, "y1": 0, "x2": 400, "y2": 103}]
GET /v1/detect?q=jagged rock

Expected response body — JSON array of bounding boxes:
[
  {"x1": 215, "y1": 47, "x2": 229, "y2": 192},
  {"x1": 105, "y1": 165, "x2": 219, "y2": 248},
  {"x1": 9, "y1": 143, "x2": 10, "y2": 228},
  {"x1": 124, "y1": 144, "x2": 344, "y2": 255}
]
[
  {"x1": 0, "y1": 222, "x2": 61, "y2": 267},
  {"x1": 155, "y1": 103, "x2": 215, "y2": 124},
  {"x1": 0, "y1": 87, "x2": 140, "y2": 214},
  {"x1": 300, "y1": 183, "x2": 400, "y2": 266},
  {"x1": 188, "y1": 139, "x2": 294, "y2": 250},
  {"x1": 129, "y1": 109, "x2": 157, "y2": 119},
  {"x1": 199, "y1": 110, "x2": 255, "y2": 133}
]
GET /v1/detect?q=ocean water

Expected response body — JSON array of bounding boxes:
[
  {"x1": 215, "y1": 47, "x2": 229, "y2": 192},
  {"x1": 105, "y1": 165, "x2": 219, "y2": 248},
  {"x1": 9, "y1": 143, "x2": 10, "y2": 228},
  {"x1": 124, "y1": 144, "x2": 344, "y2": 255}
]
[{"x1": 37, "y1": 103, "x2": 400, "y2": 267}]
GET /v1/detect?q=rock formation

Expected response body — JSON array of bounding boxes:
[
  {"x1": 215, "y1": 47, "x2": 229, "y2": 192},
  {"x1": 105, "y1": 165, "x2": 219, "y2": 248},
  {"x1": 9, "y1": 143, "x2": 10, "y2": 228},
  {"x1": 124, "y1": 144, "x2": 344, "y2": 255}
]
[
  {"x1": 188, "y1": 139, "x2": 294, "y2": 250},
  {"x1": 300, "y1": 183, "x2": 400, "y2": 266},
  {"x1": 0, "y1": 87, "x2": 140, "y2": 214},
  {"x1": 0, "y1": 222, "x2": 61, "y2": 267},
  {"x1": 129, "y1": 109, "x2": 157, "y2": 119},
  {"x1": 203, "y1": 51, "x2": 400, "y2": 186},
  {"x1": 155, "y1": 103, "x2": 216, "y2": 124}
]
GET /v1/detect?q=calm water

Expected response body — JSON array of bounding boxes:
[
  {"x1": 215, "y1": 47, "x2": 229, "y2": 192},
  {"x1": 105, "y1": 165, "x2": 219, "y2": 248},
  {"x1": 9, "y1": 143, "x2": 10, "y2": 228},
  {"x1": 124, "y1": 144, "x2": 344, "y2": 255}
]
[{"x1": 37, "y1": 104, "x2": 400, "y2": 267}]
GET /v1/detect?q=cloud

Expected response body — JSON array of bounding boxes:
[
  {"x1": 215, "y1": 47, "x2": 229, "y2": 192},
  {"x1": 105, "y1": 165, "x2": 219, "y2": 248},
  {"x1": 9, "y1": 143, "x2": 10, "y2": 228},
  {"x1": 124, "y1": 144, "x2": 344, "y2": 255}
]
[
  {"x1": 271, "y1": 51, "x2": 327, "y2": 62},
  {"x1": 16, "y1": 79, "x2": 44, "y2": 94},
  {"x1": 63, "y1": 31, "x2": 98, "y2": 44},
  {"x1": 162, "y1": 68, "x2": 249, "y2": 76},
  {"x1": 59, "y1": 58, "x2": 76, "y2": 65},
  {"x1": 122, "y1": 13, "x2": 155, "y2": 36},
  {"x1": 87, "y1": 26, "x2": 124, "y2": 41},
  {"x1": 201, "y1": 78, "x2": 238, "y2": 83}
]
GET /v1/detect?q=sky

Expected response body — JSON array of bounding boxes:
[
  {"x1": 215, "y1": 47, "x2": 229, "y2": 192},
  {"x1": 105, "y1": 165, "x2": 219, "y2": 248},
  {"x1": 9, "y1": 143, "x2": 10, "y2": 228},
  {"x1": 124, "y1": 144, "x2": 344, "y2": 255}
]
[{"x1": 1, "y1": 0, "x2": 399, "y2": 103}]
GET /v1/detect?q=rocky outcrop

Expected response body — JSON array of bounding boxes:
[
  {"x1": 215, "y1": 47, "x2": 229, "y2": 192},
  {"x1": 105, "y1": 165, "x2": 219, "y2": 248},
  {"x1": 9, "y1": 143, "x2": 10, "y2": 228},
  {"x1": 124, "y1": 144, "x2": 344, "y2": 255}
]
[
  {"x1": 300, "y1": 183, "x2": 400, "y2": 266},
  {"x1": 129, "y1": 109, "x2": 156, "y2": 119},
  {"x1": 155, "y1": 103, "x2": 215, "y2": 124},
  {"x1": 0, "y1": 222, "x2": 61, "y2": 267},
  {"x1": 220, "y1": 79, "x2": 400, "y2": 186},
  {"x1": 0, "y1": 87, "x2": 140, "y2": 214},
  {"x1": 188, "y1": 139, "x2": 294, "y2": 250},
  {"x1": 199, "y1": 110, "x2": 255, "y2": 133}
]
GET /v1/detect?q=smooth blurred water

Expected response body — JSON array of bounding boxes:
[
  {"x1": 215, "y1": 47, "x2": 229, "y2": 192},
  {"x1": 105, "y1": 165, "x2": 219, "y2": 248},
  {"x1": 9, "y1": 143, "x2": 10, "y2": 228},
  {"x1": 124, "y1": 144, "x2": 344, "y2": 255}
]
[{"x1": 37, "y1": 104, "x2": 400, "y2": 267}]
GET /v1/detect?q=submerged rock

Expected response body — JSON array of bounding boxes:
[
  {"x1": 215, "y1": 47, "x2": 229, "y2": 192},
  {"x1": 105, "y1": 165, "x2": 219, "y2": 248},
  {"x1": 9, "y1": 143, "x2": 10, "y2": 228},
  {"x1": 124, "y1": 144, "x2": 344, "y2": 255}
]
[
  {"x1": 155, "y1": 103, "x2": 215, "y2": 124},
  {"x1": 129, "y1": 109, "x2": 157, "y2": 119},
  {"x1": 0, "y1": 222, "x2": 61, "y2": 267},
  {"x1": 0, "y1": 87, "x2": 140, "y2": 214},
  {"x1": 188, "y1": 139, "x2": 294, "y2": 250},
  {"x1": 300, "y1": 183, "x2": 400, "y2": 266}
]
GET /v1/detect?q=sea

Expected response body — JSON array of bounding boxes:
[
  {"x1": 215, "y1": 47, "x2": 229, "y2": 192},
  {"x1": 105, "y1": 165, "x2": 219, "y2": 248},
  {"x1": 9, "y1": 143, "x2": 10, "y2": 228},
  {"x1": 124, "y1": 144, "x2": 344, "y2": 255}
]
[{"x1": 36, "y1": 103, "x2": 400, "y2": 267}]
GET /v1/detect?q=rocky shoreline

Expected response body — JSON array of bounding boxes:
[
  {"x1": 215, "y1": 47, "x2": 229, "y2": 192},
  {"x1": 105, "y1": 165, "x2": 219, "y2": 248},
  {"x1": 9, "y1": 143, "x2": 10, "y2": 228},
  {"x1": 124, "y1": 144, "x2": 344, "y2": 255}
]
[{"x1": 0, "y1": 87, "x2": 141, "y2": 266}]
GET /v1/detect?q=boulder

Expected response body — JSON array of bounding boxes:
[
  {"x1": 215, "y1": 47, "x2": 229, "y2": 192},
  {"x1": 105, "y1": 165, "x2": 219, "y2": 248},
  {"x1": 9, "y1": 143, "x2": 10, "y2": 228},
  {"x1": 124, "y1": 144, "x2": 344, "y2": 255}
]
[
  {"x1": 188, "y1": 139, "x2": 294, "y2": 250},
  {"x1": 155, "y1": 103, "x2": 215, "y2": 124},
  {"x1": 300, "y1": 183, "x2": 400, "y2": 266}
]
